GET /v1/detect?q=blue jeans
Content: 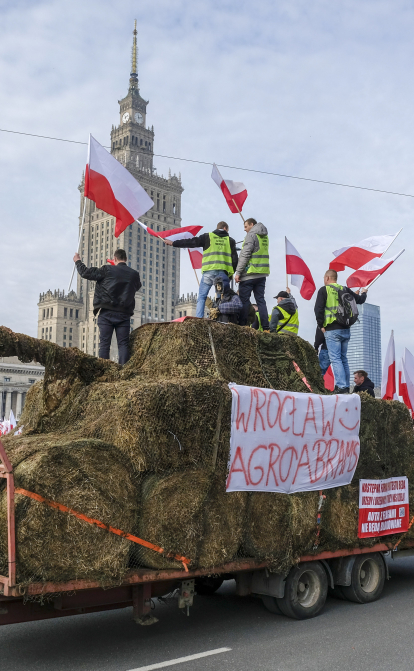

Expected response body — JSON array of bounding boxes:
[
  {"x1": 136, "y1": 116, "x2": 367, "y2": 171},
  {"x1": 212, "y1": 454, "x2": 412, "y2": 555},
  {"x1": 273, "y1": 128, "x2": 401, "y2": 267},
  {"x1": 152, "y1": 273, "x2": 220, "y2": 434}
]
[
  {"x1": 324, "y1": 329, "x2": 351, "y2": 389},
  {"x1": 196, "y1": 270, "x2": 230, "y2": 318},
  {"x1": 238, "y1": 277, "x2": 269, "y2": 330},
  {"x1": 318, "y1": 348, "x2": 331, "y2": 376},
  {"x1": 98, "y1": 309, "x2": 131, "y2": 365}
]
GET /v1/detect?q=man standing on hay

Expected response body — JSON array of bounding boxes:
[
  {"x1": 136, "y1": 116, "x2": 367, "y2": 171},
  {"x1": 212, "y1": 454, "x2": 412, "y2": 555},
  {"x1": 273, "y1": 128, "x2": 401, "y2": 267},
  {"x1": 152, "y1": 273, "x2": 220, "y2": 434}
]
[
  {"x1": 314, "y1": 268, "x2": 367, "y2": 394},
  {"x1": 234, "y1": 218, "x2": 270, "y2": 331},
  {"x1": 164, "y1": 221, "x2": 238, "y2": 318},
  {"x1": 73, "y1": 248, "x2": 141, "y2": 364}
]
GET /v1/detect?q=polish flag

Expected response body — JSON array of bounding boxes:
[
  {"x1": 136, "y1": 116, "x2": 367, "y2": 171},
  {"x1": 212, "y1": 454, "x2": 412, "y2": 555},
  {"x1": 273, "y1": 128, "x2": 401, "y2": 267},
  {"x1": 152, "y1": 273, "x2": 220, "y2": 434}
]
[
  {"x1": 402, "y1": 354, "x2": 414, "y2": 414},
  {"x1": 211, "y1": 164, "x2": 247, "y2": 214},
  {"x1": 330, "y1": 233, "x2": 400, "y2": 271},
  {"x1": 285, "y1": 237, "x2": 316, "y2": 300},
  {"x1": 399, "y1": 357, "x2": 412, "y2": 411},
  {"x1": 381, "y1": 331, "x2": 397, "y2": 400},
  {"x1": 106, "y1": 259, "x2": 115, "y2": 265},
  {"x1": 9, "y1": 409, "x2": 16, "y2": 431},
  {"x1": 346, "y1": 250, "x2": 404, "y2": 289},
  {"x1": 137, "y1": 221, "x2": 204, "y2": 269},
  {"x1": 84, "y1": 135, "x2": 154, "y2": 238},
  {"x1": 324, "y1": 365, "x2": 335, "y2": 392}
]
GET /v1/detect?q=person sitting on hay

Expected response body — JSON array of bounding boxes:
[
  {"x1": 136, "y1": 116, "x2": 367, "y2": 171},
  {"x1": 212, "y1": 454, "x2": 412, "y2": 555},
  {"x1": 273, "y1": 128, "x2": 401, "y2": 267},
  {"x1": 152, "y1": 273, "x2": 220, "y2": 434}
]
[{"x1": 208, "y1": 278, "x2": 243, "y2": 325}]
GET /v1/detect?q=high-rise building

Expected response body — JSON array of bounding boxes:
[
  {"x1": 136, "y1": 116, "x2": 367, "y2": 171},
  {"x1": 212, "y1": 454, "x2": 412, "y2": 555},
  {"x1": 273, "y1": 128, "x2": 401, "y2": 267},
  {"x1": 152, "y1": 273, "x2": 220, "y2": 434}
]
[
  {"x1": 38, "y1": 21, "x2": 184, "y2": 358},
  {"x1": 347, "y1": 302, "x2": 382, "y2": 390}
]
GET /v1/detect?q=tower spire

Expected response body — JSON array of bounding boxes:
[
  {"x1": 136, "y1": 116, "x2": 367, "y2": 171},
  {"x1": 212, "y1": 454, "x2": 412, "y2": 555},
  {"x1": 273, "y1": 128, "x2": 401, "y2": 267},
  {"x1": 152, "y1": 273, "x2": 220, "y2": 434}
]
[{"x1": 129, "y1": 20, "x2": 139, "y2": 91}]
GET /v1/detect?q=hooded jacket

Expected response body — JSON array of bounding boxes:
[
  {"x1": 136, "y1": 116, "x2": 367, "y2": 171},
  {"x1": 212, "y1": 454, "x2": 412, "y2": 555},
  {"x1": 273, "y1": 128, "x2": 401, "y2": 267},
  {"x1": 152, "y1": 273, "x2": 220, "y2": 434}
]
[
  {"x1": 270, "y1": 296, "x2": 298, "y2": 333},
  {"x1": 353, "y1": 377, "x2": 375, "y2": 398},
  {"x1": 235, "y1": 222, "x2": 269, "y2": 282}
]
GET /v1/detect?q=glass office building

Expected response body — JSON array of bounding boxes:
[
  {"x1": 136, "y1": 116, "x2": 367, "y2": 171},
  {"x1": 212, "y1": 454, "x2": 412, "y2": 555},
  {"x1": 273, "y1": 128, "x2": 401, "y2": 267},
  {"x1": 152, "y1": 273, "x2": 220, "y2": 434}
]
[{"x1": 347, "y1": 303, "x2": 381, "y2": 389}]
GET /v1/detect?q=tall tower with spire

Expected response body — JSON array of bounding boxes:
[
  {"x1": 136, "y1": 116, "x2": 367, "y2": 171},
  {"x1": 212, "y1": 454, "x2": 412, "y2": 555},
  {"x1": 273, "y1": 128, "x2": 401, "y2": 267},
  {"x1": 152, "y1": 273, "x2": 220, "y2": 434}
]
[{"x1": 38, "y1": 21, "x2": 184, "y2": 360}]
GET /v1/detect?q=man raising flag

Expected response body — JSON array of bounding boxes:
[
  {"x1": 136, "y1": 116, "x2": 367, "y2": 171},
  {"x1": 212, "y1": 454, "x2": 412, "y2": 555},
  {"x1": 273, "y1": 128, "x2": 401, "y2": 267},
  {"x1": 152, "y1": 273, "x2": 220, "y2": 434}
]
[{"x1": 164, "y1": 222, "x2": 238, "y2": 318}]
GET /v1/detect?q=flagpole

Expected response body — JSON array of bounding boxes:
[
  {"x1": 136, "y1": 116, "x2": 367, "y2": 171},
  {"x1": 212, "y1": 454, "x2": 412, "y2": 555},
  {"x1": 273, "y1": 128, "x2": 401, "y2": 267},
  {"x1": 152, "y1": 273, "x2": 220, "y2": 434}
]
[
  {"x1": 232, "y1": 199, "x2": 245, "y2": 223},
  {"x1": 363, "y1": 248, "x2": 405, "y2": 291},
  {"x1": 188, "y1": 249, "x2": 200, "y2": 286},
  {"x1": 68, "y1": 198, "x2": 87, "y2": 292}
]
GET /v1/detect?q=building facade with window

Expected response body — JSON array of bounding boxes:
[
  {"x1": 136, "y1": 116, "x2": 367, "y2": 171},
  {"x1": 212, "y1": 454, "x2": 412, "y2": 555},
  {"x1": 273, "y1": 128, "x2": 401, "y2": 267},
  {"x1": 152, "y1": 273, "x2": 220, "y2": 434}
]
[
  {"x1": 0, "y1": 357, "x2": 45, "y2": 421},
  {"x1": 347, "y1": 302, "x2": 382, "y2": 392},
  {"x1": 37, "y1": 22, "x2": 183, "y2": 359},
  {"x1": 175, "y1": 293, "x2": 199, "y2": 318}
]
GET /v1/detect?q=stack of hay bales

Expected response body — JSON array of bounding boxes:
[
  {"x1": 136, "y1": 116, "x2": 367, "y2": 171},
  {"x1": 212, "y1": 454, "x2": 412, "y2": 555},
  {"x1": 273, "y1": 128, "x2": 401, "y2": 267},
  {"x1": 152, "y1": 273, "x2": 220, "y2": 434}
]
[{"x1": 0, "y1": 321, "x2": 413, "y2": 588}]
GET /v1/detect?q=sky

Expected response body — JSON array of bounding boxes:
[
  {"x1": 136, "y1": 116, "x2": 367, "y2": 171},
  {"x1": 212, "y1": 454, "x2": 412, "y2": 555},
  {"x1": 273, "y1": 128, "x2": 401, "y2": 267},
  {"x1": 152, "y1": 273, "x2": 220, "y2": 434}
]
[{"x1": 0, "y1": 0, "x2": 413, "y2": 371}]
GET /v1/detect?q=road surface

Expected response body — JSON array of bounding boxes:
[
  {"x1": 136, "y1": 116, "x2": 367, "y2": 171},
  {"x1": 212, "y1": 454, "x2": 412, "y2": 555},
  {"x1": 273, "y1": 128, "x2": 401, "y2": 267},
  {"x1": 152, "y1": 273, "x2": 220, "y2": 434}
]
[{"x1": 1, "y1": 556, "x2": 414, "y2": 671}]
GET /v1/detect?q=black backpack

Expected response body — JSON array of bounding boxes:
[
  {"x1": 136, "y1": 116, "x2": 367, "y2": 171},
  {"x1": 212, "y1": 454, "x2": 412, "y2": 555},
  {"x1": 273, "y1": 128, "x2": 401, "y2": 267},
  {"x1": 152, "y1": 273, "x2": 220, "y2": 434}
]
[{"x1": 329, "y1": 285, "x2": 359, "y2": 327}]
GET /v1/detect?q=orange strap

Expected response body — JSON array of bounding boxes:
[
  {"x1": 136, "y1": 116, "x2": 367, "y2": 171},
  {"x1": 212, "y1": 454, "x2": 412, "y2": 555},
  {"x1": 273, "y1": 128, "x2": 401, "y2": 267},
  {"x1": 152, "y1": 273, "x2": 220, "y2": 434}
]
[
  {"x1": 15, "y1": 487, "x2": 190, "y2": 572},
  {"x1": 292, "y1": 361, "x2": 313, "y2": 392},
  {"x1": 393, "y1": 514, "x2": 414, "y2": 551}
]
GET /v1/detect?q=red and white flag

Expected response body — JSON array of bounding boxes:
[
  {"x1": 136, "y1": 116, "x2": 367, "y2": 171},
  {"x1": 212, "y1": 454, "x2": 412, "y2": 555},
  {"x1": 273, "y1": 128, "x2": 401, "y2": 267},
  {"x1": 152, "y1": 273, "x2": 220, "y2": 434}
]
[
  {"x1": 330, "y1": 233, "x2": 400, "y2": 272},
  {"x1": 399, "y1": 356, "x2": 412, "y2": 412},
  {"x1": 211, "y1": 163, "x2": 247, "y2": 214},
  {"x1": 137, "y1": 222, "x2": 204, "y2": 269},
  {"x1": 324, "y1": 365, "x2": 335, "y2": 392},
  {"x1": 346, "y1": 249, "x2": 404, "y2": 289},
  {"x1": 402, "y1": 354, "x2": 414, "y2": 413},
  {"x1": 285, "y1": 237, "x2": 316, "y2": 300},
  {"x1": 85, "y1": 135, "x2": 154, "y2": 238},
  {"x1": 381, "y1": 331, "x2": 397, "y2": 400}
]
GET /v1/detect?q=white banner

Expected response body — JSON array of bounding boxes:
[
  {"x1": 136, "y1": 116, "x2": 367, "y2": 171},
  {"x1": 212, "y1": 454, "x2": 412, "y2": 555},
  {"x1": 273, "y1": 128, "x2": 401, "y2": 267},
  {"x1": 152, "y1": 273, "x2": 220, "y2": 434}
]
[{"x1": 226, "y1": 384, "x2": 361, "y2": 493}]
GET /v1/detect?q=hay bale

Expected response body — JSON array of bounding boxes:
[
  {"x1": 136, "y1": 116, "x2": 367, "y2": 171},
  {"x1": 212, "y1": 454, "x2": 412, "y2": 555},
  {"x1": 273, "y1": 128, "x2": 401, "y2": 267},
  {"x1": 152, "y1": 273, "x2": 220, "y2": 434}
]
[
  {"x1": 198, "y1": 476, "x2": 248, "y2": 569},
  {"x1": 136, "y1": 470, "x2": 211, "y2": 570},
  {"x1": 66, "y1": 378, "x2": 232, "y2": 474},
  {"x1": 244, "y1": 491, "x2": 319, "y2": 572},
  {"x1": 0, "y1": 438, "x2": 138, "y2": 585},
  {"x1": 356, "y1": 396, "x2": 414, "y2": 480}
]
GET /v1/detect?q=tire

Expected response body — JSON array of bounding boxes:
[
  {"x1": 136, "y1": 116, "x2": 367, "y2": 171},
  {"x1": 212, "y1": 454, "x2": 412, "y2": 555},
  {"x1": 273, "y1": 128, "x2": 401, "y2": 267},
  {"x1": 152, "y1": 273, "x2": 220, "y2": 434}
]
[
  {"x1": 195, "y1": 576, "x2": 224, "y2": 595},
  {"x1": 341, "y1": 554, "x2": 385, "y2": 604},
  {"x1": 262, "y1": 595, "x2": 282, "y2": 614},
  {"x1": 276, "y1": 562, "x2": 328, "y2": 620}
]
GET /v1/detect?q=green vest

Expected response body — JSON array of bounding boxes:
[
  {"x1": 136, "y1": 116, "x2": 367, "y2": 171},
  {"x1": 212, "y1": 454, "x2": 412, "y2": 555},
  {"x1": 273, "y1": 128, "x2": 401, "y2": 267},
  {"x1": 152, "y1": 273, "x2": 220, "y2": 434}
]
[
  {"x1": 201, "y1": 232, "x2": 233, "y2": 276},
  {"x1": 273, "y1": 306, "x2": 299, "y2": 334},
  {"x1": 251, "y1": 311, "x2": 263, "y2": 332},
  {"x1": 323, "y1": 283, "x2": 343, "y2": 328},
  {"x1": 243, "y1": 234, "x2": 270, "y2": 275}
]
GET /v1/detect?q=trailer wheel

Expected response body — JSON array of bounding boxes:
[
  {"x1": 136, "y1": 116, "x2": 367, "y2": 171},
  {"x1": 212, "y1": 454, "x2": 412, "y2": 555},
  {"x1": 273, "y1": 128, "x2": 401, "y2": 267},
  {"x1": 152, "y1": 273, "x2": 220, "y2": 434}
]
[
  {"x1": 195, "y1": 576, "x2": 224, "y2": 595},
  {"x1": 276, "y1": 562, "x2": 328, "y2": 620},
  {"x1": 341, "y1": 554, "x2": 385, "y2": 604},
  {"x1": 261, "y1": 595, "x2": 282, "y2": 614}
]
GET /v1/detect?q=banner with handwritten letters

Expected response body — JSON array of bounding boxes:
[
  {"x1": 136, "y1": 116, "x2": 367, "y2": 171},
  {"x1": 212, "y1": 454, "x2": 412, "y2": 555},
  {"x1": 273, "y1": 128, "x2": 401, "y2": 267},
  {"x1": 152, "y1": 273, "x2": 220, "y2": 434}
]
[
  {"x1": 358, "y1": 477, "x2": 409, "y2": 538},
  {"x1": 226, "y1": 384, "x2": 361, "y2": 493}
]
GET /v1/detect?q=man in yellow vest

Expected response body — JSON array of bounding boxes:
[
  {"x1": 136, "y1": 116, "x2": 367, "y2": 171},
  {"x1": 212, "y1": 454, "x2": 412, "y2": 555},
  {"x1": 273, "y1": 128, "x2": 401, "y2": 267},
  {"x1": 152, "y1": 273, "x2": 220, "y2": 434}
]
[
  {"x1": 269, "y1": 290, "x2": 299, "y2": 334},
  {"x1": 165, "y1": 221, "x2": 238, "y2": 318},
  {"x1": 314, "y1": 269, "x2": 367, "y2": 393},
  {"x1": 234, "y1": 218, "x2": 270, "y2": 330}
]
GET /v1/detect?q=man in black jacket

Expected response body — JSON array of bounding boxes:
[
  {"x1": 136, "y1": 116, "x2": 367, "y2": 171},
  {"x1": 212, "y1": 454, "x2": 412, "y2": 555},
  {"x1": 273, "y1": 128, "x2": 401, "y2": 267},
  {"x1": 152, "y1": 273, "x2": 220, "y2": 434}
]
[
  {"x1": 353, "y1": 370, "x2": 375, "y2": 397},
  {"x1": 73, "y1": 249, "x2": 141, "y2": 364},
  {"x1": 164, "y1": 221, "x2": 238, "y2": 318}
]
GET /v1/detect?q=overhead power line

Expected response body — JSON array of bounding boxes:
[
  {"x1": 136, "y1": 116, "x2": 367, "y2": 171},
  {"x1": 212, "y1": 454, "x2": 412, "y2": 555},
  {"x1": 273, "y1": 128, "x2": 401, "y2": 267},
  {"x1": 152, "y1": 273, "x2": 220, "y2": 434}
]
[{"x1": 1, "y1": 126, "x2": 413, "y2": 199}]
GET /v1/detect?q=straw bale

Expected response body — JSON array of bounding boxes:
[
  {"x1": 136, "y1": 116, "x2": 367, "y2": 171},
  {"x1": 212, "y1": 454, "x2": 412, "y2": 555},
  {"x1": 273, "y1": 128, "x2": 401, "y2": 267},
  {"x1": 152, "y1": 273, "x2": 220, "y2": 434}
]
[
  {"x1": 198, "y1": 475, "x2": 248, "y2": 568},
  {"x1": 244, "y1": 491, "x2": 319, "y2": 572},
  {"x1": 0, "y1": 438, "x2": 138, "y2": 585},
  {"x1": 136, "y1": 470, "x2": 211, "y2": 570}
]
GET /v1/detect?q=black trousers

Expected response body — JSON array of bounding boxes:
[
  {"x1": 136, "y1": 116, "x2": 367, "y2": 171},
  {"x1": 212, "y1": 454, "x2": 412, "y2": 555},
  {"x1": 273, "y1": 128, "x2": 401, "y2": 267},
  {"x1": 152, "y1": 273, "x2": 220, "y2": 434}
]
[
  {"x1": 97, "y1": 310, "x2": 131, "y2": 365},
  {"x1": 238, "y1": 277, "x2": 269, "y2": 330}
]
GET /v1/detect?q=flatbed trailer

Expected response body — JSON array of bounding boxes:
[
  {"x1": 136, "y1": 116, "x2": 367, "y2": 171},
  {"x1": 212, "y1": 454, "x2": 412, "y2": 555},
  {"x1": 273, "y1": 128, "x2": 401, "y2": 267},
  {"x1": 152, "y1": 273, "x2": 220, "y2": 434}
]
[{"x1": 2, "y1": 442, "x2": 414, "y2": 626}]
